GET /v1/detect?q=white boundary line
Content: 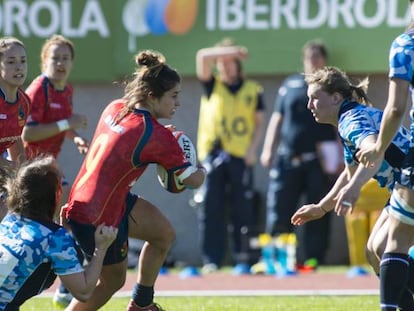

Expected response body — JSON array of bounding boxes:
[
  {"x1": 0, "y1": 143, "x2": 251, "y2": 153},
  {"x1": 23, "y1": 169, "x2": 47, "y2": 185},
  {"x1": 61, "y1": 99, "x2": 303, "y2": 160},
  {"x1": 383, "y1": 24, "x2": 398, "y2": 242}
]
[
  {"x1": 40, "y1": 289, "x2": 379, "y2": 298},
  {"x1": 136, "y1": 289, "x2": 380, "y2": 297}
]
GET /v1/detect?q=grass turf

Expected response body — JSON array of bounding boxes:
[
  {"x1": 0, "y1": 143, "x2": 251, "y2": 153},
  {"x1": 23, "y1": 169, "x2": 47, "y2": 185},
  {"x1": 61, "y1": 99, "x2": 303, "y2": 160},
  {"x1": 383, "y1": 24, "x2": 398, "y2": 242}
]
[
  {"x1": 21, "y1": 266, "x2": 379, "y2": 310},
  {"x1": 21, "y1": 295, "x2": 379, "y2": 310}
]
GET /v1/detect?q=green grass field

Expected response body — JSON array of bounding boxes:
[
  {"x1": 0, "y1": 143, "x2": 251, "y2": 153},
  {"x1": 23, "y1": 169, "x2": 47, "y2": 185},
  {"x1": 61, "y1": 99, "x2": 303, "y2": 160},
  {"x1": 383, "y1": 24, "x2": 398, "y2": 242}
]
[
  {"x1": 21, "y1": 295, "x2": 379, "y2": 310},
  {"x1": 20, "y1": 266, "x2": 380, "y2": 310}
]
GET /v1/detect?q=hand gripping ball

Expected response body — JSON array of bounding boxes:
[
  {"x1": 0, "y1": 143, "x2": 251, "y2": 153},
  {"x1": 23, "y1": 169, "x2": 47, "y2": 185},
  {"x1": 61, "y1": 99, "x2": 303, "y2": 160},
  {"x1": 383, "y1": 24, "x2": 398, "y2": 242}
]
[{"x1": 157, "y1": 131, "x2": 197, "y2": 193}]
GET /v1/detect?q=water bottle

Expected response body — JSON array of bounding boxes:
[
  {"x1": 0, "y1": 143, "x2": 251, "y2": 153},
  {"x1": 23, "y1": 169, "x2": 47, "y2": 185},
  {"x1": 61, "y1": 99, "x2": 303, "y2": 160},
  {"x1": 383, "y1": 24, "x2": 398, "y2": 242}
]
[
  {"x1": 258, "y1": 234, "x2": 276, "y2": 274},
  {"x1": 275, "y1": 234, "x2": 288, "y2": 273},
  {"x1": 275, "y1": 233, "x2": 297, "y2": 276},
  {"x1": 286, "y1": 233, "x2": 297, "y2": 274}
]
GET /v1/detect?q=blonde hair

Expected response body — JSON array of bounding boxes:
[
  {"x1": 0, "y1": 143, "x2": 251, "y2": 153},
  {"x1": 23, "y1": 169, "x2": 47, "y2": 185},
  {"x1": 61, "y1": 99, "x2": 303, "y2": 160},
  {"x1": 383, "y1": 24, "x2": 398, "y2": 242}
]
[{"x1": 40, "y1": 34, "x2": 75, "y2": 71}]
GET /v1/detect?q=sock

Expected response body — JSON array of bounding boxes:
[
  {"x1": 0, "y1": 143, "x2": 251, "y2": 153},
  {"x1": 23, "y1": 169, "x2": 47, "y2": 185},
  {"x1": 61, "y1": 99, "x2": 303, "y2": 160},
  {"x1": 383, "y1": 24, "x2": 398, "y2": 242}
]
[
  {"x1": 377, "y1": 270, "x2": 414, "y2": 310},
  {"x1": 132, "y1": 283, "x2": 154, "y2": 307},
  {"x1": 406, "y1": 257, "x2": 414, "y2": 293},
  {"x1": 399, "y1": 289, "x2": 414, "y2": 311},
  {"x1": 380, "y1": 252, "x2": 409, "y2": 311},
  {"x1": 401, "y1": 256, "x2": 414, "y2": 311}
]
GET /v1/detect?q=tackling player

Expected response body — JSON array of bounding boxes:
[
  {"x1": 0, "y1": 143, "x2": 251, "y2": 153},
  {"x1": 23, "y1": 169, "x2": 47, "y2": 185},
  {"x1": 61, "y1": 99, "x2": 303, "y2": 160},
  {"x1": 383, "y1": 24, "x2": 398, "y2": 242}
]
[{"x1": 291, "y1": 66, "x2": 414, "y2": 310}]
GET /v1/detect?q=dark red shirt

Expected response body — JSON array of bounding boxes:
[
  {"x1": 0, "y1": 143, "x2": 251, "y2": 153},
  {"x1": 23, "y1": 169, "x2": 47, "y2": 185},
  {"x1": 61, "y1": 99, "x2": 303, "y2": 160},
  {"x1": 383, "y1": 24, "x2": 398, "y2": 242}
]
[
  {"x1": 66, "y1": 100, "x2": 192, "y2": 226},
  {"x1": 24, "y1": 75, "x2": 73, "y2": 158},
  {"x1": 0, "y1": 88, "x2": 30, "y2": 154}
]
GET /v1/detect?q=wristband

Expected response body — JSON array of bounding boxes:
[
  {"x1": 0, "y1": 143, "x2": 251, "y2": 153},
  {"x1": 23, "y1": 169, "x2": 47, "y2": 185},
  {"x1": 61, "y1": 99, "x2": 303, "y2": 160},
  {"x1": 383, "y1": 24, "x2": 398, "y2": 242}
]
[{"x1": 56, "y1": 119, "x2": 70, "y2": 132}]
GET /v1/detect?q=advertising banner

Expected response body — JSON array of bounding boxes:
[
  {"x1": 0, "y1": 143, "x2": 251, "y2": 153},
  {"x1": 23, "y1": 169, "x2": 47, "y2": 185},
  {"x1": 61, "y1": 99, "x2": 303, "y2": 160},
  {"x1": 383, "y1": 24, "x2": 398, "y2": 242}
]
[{"x1": 0, "y1": 0, "x2": 410, "y2": 82}]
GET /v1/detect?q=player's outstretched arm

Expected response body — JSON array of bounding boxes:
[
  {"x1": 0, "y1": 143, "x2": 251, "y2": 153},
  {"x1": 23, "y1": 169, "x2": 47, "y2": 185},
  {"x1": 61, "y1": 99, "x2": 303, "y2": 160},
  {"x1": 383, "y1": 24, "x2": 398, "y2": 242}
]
[
  {"x1": 291, "y1": 168, "x2": 351, "y2": 225},
  {"x1": 59, "y1": 224, "x2": 117, "y2": 302},
  {"x1": 291, "y1": 204, "x2": 326, "y2": 226}
]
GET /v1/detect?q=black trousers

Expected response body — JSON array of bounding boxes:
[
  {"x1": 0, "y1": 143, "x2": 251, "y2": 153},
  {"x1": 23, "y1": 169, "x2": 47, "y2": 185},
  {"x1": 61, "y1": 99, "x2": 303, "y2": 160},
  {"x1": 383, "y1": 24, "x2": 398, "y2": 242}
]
[{"x1": 266, "y1": 156, "x2": 332, "y2": 264}]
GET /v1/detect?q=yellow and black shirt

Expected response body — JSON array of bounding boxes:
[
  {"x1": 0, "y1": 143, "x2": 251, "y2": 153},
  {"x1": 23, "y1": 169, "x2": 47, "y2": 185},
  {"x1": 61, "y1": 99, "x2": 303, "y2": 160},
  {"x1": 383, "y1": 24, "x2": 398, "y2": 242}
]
[{"x1": 197, "y1": 76, "x2": 264, "y2": 161}]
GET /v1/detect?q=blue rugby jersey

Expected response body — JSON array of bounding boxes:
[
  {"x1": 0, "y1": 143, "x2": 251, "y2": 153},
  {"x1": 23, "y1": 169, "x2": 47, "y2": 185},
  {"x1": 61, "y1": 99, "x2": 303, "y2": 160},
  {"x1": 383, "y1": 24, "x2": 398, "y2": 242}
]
[
  {"x1": 0, "y1": 213, "x2": 83, "y2": 309},
  {"x1": 338, "y1": 100, "x2": 411, "y2": 190}
]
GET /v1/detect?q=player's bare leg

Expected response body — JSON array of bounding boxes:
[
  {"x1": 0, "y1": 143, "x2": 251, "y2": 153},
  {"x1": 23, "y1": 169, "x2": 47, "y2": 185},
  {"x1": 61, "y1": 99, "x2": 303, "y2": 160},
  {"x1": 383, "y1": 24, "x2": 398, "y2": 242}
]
[
  {"x1": 127, "y1": 197, "x2": 175, "y2": 309},
  {"x1": 379, "y1": 186, "x2": 414, "y2": 310},
  {"x1": 65, "y1": 259, "x2": 127, "y2": 311},
  {"x1": 366, "y1": 209, "x2": 388, "y2": 274},
  {"x1": 129, "y1": 198, "x2": 176, "y2": 284},
  {"x1": 66, "y1": 198, "x2": 175, "y2": 310}
]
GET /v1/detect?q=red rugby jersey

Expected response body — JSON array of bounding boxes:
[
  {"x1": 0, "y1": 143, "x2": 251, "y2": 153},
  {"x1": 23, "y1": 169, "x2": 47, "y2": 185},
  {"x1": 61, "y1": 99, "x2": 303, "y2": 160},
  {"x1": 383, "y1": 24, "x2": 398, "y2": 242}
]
[
  {"x1": 0, "y1": 88, "x2": 30, "y2": 154},
  {"x1": 24, "y1": 75, "x2": 73, "y2": 158},
  {"x1": 66, "y1": 100, "x2": 192, "y2": 227}
]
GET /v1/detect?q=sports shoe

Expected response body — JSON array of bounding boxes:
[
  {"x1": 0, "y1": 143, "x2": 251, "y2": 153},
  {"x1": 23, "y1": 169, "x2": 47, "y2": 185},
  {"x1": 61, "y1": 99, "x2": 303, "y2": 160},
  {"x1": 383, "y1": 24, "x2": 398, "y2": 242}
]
[
  {"x1": 201, "y1": 263, "x2": 218, "y2": 274},
  {"x1": 232, "y1": 263, "x2": 251, "y2": 275},
  {"x1": 346, "y1": 266, "x2": 369, "y2": 278},
  {"x1": 52, "y1": 288, "x2": 73, "y2": 309},
  {"x1": 126, "y1": 300, "x2": 166, "y2": 311},
  {"x1": 297, "y1": 258, "x2": 318, "y2": 273}
]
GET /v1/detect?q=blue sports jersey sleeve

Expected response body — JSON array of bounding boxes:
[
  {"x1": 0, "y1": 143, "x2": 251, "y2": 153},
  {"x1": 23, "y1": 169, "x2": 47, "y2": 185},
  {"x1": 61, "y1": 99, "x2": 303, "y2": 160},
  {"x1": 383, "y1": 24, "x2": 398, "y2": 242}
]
[
  {"x1": 389, "y1": 31, "x2": 414, "y2": 141},
  {"x1": 0, "y1": 214, "x2": 84, "y2": 308},
  {"x1": 338, "y1": 103, "x2": 411, "y2": 189},
  {"x1": 338, "y1": 109, "x2": 378, "y2": 165},
  {"x1": 389, "y1": 33, "x2": 414, "y2": 82},
  {"x1": 48, "y1": 227, "x2": 83, "y2": 275}
]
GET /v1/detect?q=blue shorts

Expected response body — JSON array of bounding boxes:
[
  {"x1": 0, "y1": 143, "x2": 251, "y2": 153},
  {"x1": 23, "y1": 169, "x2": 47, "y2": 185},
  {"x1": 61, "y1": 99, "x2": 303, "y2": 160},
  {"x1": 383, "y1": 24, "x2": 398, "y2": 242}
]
[{"x1": 68, "y1": 192, "x2": 138, "y2": 265}]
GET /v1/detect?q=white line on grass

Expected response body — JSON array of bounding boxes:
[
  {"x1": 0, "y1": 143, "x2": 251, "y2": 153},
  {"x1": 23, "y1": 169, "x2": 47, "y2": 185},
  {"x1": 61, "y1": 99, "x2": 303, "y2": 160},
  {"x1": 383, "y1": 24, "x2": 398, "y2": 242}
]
[{"x1": 40, "y1": 289, "x2": 379, "y2": 298}]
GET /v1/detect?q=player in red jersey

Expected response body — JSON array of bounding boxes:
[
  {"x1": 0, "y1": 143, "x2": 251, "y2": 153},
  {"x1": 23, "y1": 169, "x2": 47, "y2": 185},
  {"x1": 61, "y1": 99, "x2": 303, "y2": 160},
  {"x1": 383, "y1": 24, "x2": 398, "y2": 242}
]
[
  {"x1": 63, "y1": 50, "x2": 205, "y2": 311},
  {"x1": 22, "y1": 34, "x2": 88, "y2": 201},
  {"x1": 0, "y1": 37, "x2": 29, "y2": 166},
  {"x1": 0, "y1": 37, "x2": 30, "y2": 219}
]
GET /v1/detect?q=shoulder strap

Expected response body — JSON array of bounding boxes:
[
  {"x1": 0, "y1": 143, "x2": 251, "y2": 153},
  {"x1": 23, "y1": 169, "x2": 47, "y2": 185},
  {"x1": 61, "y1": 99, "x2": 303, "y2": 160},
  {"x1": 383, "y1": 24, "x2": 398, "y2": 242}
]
[{"x1": 41, "y1": 76, "x2": 50, "y2": 113}]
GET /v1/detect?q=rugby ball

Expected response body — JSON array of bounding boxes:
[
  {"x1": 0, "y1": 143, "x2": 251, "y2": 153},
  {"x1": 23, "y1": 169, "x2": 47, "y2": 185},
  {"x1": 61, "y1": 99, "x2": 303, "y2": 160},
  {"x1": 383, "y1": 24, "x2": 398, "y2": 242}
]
[{"x1": 157, "y1": 131, "x2": 197, "y2": 193}]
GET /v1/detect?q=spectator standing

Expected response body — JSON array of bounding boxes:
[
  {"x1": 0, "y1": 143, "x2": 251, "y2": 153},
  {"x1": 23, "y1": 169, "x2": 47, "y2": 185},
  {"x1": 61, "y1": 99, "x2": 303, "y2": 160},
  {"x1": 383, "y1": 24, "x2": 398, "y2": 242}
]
[
  {"x1": 195, "y1": 38, "x2": 265, "y2": 274},
  {"x1": 260, "y1": 40, "x2": 342, "y2": 268}
]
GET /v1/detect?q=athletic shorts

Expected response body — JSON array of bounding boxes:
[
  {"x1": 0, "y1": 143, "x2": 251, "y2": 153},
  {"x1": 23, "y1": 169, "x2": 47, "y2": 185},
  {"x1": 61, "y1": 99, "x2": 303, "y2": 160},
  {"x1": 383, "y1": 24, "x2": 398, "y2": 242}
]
[
  {"x1": 389, "y1": 147, "x2": 414, "y2": 225},
  {"x1": 68, "y1": 192, "x2": 138, "y2": 265}
]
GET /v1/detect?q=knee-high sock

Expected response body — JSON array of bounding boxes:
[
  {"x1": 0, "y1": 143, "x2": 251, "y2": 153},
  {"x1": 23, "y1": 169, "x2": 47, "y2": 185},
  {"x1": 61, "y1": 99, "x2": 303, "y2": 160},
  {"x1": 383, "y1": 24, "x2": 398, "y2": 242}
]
[
  {"x1": 399, "y1": 289, "x2": 414, "y2": 311},
  {"x1": 380, "y1": 253, "x2": 409, "y2": 311}
]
